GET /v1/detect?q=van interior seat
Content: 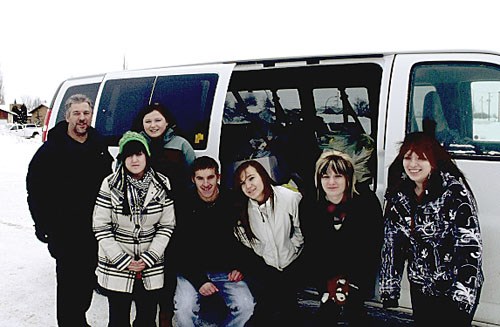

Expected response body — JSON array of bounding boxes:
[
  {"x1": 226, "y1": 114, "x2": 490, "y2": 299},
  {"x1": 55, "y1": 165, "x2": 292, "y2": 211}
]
[{"x1": 423, "y1": 91, "x2": 449, "y2": 135}]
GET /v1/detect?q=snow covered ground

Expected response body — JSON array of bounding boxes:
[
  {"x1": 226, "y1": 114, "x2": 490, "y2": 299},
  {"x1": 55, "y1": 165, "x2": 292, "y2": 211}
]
[
  {"x1": 0, "y1": 132, "x2": 108, "y2": 326},
  {"x1": 0, "y1": 129, "x2": 416, "y2": 327}
]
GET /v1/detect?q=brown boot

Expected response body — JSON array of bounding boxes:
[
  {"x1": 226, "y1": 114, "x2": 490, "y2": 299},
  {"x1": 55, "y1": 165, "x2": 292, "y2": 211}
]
[{"x1": 159, "y1": 311, "x2": 173, "y2": 327}]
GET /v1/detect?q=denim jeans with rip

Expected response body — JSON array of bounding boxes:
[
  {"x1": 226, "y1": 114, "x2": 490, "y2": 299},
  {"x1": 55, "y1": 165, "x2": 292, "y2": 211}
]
[{"x1": 174, "y1": 273, "x2": 255, "y2": 327}]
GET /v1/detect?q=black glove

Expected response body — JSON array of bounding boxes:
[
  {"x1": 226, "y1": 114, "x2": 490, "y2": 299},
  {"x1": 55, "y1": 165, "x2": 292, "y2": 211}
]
[
  {"x1": 35, "y1": 227, "x2": 49, "y2": 243},
  {"x1": 382, "y1": 298, "x2": 399, "y2": 309}
]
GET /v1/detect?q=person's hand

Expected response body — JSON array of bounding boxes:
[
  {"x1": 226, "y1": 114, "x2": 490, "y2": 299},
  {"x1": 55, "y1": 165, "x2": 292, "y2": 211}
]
[
  {"x1": 382, "y1": 298, "x2": 399, "y2": 309},
  {"x1": 35, "y1": 227, "x2": 49, "y2": 243},
  {"x1": 128, "y1": 259, "x2": 146, "y2": 272},
  {"x1": 199, "y1": 282, "x2": 218, "y2": 296},
  {"x1": 228, "y1": 269, "x2": 243, "y2": 282}
]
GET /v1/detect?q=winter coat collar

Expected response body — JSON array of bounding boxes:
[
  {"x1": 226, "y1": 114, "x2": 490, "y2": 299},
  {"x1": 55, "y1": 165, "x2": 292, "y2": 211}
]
[
  {"x1": 140, "y1": 127, "x2": 175, "y2": 146},
  {"x1": 387, "y1": 171, "x2": 462, "y2": 205}
]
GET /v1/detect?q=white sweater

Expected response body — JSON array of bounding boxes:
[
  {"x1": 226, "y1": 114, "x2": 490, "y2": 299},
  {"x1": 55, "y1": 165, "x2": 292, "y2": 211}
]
[{"x1": 238, "y1": 185, "x2": 304, "y2": 271}]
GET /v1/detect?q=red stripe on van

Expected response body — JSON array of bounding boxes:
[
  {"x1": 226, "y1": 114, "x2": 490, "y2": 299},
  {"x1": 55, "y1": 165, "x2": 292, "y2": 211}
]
[{"x1": 42, "y1": 108, "x2": 52, "y2": 142}]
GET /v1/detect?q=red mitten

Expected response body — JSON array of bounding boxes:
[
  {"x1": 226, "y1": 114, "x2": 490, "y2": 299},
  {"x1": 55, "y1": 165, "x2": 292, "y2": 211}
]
[{"x1": 326, "y1": 276, "x2": 350, "y2": 305}]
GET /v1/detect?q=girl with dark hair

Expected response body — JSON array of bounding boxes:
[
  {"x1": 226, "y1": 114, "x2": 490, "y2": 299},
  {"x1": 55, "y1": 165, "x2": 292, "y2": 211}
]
[
  {"x1": 301, "y1": 150, "x2": 383, "y2": 326},
  {"x1": 233, "y1": 160, "x2": 304, "y2": 326},
  {"x1": 380, "y1": 132, "x2": 483, "y2": 327},
  {"x1": 134, "y1": 102, "x2": 195, "y2": 193},
  {"x1": 93, "y1": 131, "x2": 176, "y2": 327},
  {"x1": 133, "y1": 103, "x2": 195, "y2": 326}
]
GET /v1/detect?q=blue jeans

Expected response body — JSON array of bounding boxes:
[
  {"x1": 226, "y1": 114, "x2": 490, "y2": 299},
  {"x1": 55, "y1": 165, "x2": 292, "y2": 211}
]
[{"x1": 174, "y1": 273, "x2": 255, "y2": 327}]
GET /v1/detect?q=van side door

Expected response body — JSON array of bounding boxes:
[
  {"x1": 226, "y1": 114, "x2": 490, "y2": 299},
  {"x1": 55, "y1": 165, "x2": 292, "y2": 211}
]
[{"x1": 386, "y1": 52, "x2": 500, "y2": 326}]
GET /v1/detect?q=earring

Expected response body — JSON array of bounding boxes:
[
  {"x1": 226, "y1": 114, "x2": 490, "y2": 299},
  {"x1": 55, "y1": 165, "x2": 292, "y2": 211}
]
[{"x1": 401, "y1": 172, "x2": 408, "y2": 180}]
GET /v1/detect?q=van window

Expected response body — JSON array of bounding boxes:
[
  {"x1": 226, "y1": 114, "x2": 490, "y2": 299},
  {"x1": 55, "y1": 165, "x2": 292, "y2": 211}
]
[
  {"x1": 221, "y1": 87, "x2": 304, "y2": 187},
  {"x1": 95, "y1": 74, "x2": 218, "y2": 149},
  {"x1": 409, "y1": 62, "x2": 500, "y2": 158},
  {"x1": 313, "y1": 87, "x2": 371, "y2": 135},
  {"x1": 151, "y1": 74, "x2": 218, "y2": 150},
  {"x1": 221, "y1": 63, "x2": 381, "y2": 191},
  {"x1": 55, "y1": 83, "x2": 101, "y2": 123},
  {"x1": 95, "y1": 77, "x2": 154, "y2": 144},
  {"x1": 222, "y1": 88, "x2": 301, "y2": 162},
  {"x1": 471, "y1": 81, "x2": 500, "y2": 141}
]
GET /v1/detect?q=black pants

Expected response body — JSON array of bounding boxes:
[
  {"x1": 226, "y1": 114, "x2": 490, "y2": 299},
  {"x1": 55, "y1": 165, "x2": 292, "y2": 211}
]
[
  {"x1": 315, "y1": 288, "x2": 367, "y2": 327},
  {"x1": 106, "y1": 280, "x2": 160, "y2": 327},
  {"x1": 158, "y1": 265, "x2": 177, "y2": 314},
  {"x1": 158, "y1": 210, "x2": 179, "y2": 316},
  {"x1": 410, "y1": 283, "x2": 480, "y2": 327},
  {"x1": 55, "y1": 255, "x2": 95, "y2": 327},
  {"x1": 246, "y1": 257, "x2": 306, "y2": 327}
]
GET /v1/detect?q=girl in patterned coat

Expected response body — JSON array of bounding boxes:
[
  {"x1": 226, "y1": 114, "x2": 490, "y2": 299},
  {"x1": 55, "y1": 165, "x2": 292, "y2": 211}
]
[
  {"x1": 380, "y1": 132, "x2": 483, "y2": 327},
  {"x1": 93, "y1": 131, "x2": 176, "y2": 327}
]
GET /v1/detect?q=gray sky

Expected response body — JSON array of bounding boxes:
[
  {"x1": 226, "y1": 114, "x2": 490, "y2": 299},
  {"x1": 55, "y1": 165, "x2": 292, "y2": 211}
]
[{"x1": 1, "y1": 0, "x2": 499, "y2": 104}]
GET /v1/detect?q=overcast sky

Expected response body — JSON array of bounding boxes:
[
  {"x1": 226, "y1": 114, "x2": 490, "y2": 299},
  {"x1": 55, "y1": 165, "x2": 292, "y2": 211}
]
[{"x1": 1, "y1": 0, "x2": 499, "y2": 105}]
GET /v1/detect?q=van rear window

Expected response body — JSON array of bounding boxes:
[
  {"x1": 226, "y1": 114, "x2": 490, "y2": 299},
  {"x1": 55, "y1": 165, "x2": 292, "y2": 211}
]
[
  {"x1": 95, "y1": 74, "x2": 218, "y2": 150},
  {"x1": 55, "y1": 83, "x2": 101, "y2": 123},
  {"x1": 96, "y1": 77, "x2": 154, "y2": 145},
  {"x1": 151, "y1": 74, "x2": 218, "y2": 150}
]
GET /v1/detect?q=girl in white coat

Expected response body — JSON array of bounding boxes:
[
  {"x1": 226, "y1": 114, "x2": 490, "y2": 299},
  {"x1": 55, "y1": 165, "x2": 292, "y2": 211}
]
[{"x1": 233, "y1": 160, "x2": 304, "y2": 327}]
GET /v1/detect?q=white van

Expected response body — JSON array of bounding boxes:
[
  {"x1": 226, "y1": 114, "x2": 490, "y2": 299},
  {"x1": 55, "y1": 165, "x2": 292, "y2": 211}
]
[{"x1": 45, "y1": 51, "x2": 500, "y2": 326}]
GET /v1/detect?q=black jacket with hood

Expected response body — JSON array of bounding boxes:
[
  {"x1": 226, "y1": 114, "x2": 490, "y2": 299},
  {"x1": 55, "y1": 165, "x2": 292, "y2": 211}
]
[{"x1": 26, "y1": 121, "x2": 112, "y2": 258}]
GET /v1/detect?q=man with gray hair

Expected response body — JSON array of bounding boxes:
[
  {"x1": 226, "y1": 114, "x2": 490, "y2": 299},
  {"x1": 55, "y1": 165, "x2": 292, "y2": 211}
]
[{"x1": 26, "y1": 94, "x2": 113, "y2": 326}]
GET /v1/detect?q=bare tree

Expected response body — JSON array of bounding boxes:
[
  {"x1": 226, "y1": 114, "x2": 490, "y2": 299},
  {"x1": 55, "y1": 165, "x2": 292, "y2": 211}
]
[{"x1": 20, "y1": 95, "x2": 42, "y2": 111}]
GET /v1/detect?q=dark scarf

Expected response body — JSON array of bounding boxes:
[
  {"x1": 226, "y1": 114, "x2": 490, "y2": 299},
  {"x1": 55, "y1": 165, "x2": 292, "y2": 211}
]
[
  {"x1": 325, "y1": 197, "x2": 348, "y2": 230},
  {"x1": 122, "y1": 168, "x2": 153, "y2": 215}
]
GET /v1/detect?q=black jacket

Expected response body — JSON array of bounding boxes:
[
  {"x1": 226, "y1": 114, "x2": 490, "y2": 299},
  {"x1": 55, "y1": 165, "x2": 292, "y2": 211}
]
[
  {"x1": 174, "y1": 188, "x2": 253, "y2": 290},
  {"x1": 26, "y1": 121, "x2": 113, "y2": 257},
  {"x1": 301, "y1": 190, "x2": 384, "y2": 297}
]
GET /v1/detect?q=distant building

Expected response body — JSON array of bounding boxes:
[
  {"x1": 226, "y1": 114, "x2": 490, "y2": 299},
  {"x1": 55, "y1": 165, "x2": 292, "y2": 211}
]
[
  {"x1": 0, "y1": 106, "x2": 9, "y2": 120},
  {"x1": 28, "y1": 104, "x2": 48, "y2": 126},
  {"x1": 0, "y1": 105, "x2": 17, "y2": 124},
  {"x1": 0, "y1": 102, "x2": 48, "y2": 126}
]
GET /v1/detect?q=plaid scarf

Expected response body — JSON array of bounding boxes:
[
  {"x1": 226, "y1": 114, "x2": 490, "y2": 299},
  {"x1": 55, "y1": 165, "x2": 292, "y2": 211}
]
[{"x1": 126, "y1": 168, "x2": 153, "y2": 214}]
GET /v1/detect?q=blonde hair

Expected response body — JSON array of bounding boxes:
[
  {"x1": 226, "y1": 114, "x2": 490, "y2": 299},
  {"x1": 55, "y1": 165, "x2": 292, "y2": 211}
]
[{"x1": 314, "y1": 150, "x2": 357, "y2": 200}]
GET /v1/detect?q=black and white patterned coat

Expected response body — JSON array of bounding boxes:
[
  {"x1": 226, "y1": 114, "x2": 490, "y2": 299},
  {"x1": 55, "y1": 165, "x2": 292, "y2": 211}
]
[
  {"x1": 93, "y1": 170, "x2": 176, "y2": 293},
  {"x1": 379, "y1": 171, "x2": 483, "y2": 314}
]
